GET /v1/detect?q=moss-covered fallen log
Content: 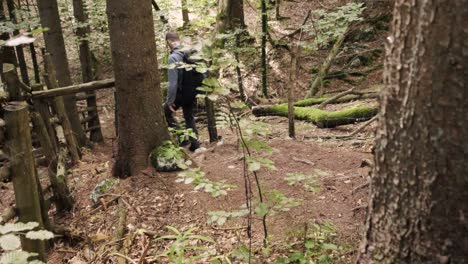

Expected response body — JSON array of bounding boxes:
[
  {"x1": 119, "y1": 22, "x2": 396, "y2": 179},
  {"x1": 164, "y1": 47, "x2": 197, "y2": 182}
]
[
  {"x1": 252, "y1": 104, "x2": 378, "y2": 128},
  {"x1": 294, "y1": 93, "x2": 379, "y2": 107}
]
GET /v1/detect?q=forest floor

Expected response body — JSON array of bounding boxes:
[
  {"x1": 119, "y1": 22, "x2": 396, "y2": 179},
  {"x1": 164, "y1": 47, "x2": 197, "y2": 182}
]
[{"x1": 39, "y1": 88, "x2": 375, "y2": 263}]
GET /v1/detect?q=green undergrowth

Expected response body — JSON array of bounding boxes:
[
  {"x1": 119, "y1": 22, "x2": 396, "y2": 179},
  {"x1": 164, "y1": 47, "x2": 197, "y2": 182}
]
[{"x1": 150, "y1": 141, "x2": 187, "y2": 172}]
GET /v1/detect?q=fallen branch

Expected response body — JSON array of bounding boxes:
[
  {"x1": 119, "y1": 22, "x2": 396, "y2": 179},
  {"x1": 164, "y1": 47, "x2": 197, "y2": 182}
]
[
  {"x1": 253, "y1": 104, "x2": 378, "y2": 128},
  {"x1": 306, "y1": 29, "x2": 349, "y2": 97},
  {"x1": 317, "y1": 87, "x2": 356, "y2": 109},
  {"x1": 114, "y1": 198, "x2": 128, "y2": 251},
  {"x1": 295, "y1": 92, "x2": 379, "y2": 107},
  {"x1": 321, "y1": 115, "x2": 378, "y2": 139}
]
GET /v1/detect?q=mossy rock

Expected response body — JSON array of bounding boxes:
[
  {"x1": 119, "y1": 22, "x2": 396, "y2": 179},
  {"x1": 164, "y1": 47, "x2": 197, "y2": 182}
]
[{"x1": 150, "y1": 141, "x2": 187, "y2": 172}]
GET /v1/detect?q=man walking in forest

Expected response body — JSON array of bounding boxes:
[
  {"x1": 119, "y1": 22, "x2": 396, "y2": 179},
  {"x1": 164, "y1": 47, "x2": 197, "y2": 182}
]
[{"x1": 164, "y1": 31, "x2": 201, "y2": 151}]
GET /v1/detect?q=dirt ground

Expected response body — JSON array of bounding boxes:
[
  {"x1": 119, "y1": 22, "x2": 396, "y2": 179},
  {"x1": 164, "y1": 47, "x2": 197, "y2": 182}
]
[{"x1": 38, "y1": 87, "x2": 375, "y2": 263}]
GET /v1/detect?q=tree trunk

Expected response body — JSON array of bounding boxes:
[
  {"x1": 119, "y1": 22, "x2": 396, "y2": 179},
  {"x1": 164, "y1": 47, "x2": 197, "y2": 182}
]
[
  {"x1": 106, "y1": 0, "x2": 171, "y2": 177},
  {"x1": 4, "y1": 102, "x2": 47, "y2": 261},
  {"x1": 261, "y1": 0, "x2": 268, "y2": 97},
  {"x1": 72, "y1": 0, "x2": 104, "y2": 143},
  {"x1": 6, "y1": 0, "x2": 30, "y2": 86},
  {"x1": 358, "y1": 1, "x2": 468, "y2": 263},
  {"x1": 0, "y1": 0, "x2": 17, "y2": 74},
  {"x1": 37, "y1": 0, "x2": 88, "y2": 148},
  {"x1": 181, "y1": 0, "x2": 189, "y2": 27},
  {"x1": 216, "y1": 0, "x2": 245, "y2": 33}
]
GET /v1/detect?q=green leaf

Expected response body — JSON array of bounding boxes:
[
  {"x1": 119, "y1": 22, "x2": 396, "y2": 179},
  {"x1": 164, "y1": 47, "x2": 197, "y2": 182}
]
[
  {"x1": 321, "y1": 243, "x2": 338, "y2": 250},
  {"x1": 25, "y1": 230, "x2": 54, "y2": 240},
  {"x1": 254, "y1": 202, "x2": 269, "y2": 217},
  {"x1": 0, "y1": 222, "x2": 39, "y2": 234},
  {"x1": 0, "y1": 234, "x2": 21, "y2": 251},
  {"x1": 0, "y1": 251, "x2": 38, "y2": 264}
]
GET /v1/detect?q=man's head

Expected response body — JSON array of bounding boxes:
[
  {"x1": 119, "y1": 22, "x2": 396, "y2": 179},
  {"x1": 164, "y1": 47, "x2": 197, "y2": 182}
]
[{"x1": 166, "y1": 32, "x2": 180, "y2": 50}]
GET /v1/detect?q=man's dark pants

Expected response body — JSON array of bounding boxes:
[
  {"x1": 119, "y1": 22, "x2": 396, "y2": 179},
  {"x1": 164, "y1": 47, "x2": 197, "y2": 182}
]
[{"x1": 164, "y1": 102, "x2": 200, "y2": 149}]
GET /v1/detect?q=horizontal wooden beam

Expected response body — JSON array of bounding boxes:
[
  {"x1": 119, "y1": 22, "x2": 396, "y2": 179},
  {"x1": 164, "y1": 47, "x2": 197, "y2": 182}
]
[{"x1": 31, "y1": 79, "x2": 115, "y2": 99}]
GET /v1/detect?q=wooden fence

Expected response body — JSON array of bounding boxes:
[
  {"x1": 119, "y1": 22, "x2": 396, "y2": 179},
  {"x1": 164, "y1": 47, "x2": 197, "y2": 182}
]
[{"x1": 0, "y1": 58, "x2": 114, "y2": 260}]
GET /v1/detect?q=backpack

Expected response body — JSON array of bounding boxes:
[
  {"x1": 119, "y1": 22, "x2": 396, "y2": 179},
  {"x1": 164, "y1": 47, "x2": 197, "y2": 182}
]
[{"x1": 173, "y1": 49, "x2": 206, "y2": 106}]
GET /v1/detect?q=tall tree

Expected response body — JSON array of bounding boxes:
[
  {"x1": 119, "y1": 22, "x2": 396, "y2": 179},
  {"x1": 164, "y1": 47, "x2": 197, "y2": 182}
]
[
  {"x1": 181, "y1": 0, "x2": 189, "y2": 27},
  {"x1": 106, "y1": 0, "x2": 171, "y2": 177},
  {"x1": 37, "y1": 0, "x2": 88, "y2": 147},
  {"x1": 72, "y1": 0, "x2": 104, "y2": 142},
  {"x1": 0, "y1": 0, "x2": 17, "y2": 73},
  {"x1": 216, "y1": 0, "x2": 245, "y2": 33},
  {"x1": 358, "y1": 1, "x2": 468, "y2": 263},
  {"x1": 6, "y1": 0, "x2": 30, "y2": 85},
  {"x1": 260, "y1": 0, "x2": 268, "y2": 97}
]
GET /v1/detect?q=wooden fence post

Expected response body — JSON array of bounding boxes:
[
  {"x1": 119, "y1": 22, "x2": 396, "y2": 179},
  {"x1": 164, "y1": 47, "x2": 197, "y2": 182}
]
[
  {"x1": 31, "y1": 112, "x2": 74, "y2": 212},
  {"x1": 31, "y1": 84, "x2": 59, "y2": 154},
  {"x1": 41, "y1": 55, "x2": 81, "y2": 163},
  {"x1": 4, "y1": 101, "x2": 47, "y2": 261}
]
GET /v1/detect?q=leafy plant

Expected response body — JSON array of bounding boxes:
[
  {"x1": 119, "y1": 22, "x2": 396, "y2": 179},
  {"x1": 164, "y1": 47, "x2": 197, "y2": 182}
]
[
  {"x1": 154, "y1": 226, "x2": 215, "y2": 264},
  {"x1": 0, "y1": 222, "x2": 54, "y2": 264},
  {"x1": 285, "y1": 170, "x2": 326, "y2": 193},
  {"x1": 176, "y1": 168, "x2": 236, "y2": 197},
  {"x1": 90, "y1": 178, "x2": 119, "y2": 203},
  {"x1": 150, "y1": 141, "x2": 188, "y2": 172},
  {"x1": 207, "y1": 209, "x2": 249, "y2": 226},
  {"x1": 254, "y1": 191, "x2": 303, "y2": 218},
  {"x1": 274, "y1": 221, "x2": 343, "y2": 264},
  {"x1": 169, "y1": 127, "x2": 198, "y2": 145},
  {"x1": 303, "y1": 3, "x2": 365, "y2": 52}
]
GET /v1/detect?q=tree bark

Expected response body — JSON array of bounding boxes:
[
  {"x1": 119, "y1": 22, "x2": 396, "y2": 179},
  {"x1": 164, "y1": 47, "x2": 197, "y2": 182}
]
[
  {"x1": 106, "y1": 0, "x2": 171, "y2": 177},
  {"x1": 37, "y1": 0, "x2": 88, "y2": 148},
  {"x1": 358, "y1": 1, "x2": 468, "y2": 263},
  {"x1": 261, "y1": 0, "x2": 268, "y2": 97},
  {"x1": 6, "y1": 0, "x2": 30, "y2": 86},
  {"x1": 0, "y1": 0, "x2": 17, "y2": 74},
  {"x1": 181, "y1": 0, "x2": 189, "y2": 27},
  {"x1": 216, "y1": 0, "x2": 245, "y2": 33},
  {"x1": 4, "y1": 102, "x2": 47, "y2": 261},
  {"x1": 72, "y1": 0, "x2": 104, "y2": 142}
]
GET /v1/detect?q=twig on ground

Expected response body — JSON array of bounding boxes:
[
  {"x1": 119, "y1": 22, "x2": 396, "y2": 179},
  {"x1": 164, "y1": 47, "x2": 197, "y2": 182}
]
[{"x1": 292, "y1": 157, "x2": 315, "y2": 166}]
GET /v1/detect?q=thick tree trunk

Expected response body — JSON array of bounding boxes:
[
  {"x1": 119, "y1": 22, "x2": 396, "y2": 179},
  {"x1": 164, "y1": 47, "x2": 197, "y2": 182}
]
[
  {"x1": 37, "y1": 0, "x2": 88, "y2": 148},
  {"x1": 358, "y1": 1, "x2": 468, "y2": 263},
  {"x1": 106, "y1": 0, "x2": 171, "y2": 177},
  {"x1": 216, "y1": 0, "x2": 245, "y2": 33},
  {"x1": 72, "y1": 0, "x2": 104, "y2": 142}
]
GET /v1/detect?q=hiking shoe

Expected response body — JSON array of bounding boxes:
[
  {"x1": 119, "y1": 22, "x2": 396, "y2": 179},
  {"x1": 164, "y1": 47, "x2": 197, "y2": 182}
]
[{"x1": 189, "y1": 141, "x2": 201, "y2": 152}]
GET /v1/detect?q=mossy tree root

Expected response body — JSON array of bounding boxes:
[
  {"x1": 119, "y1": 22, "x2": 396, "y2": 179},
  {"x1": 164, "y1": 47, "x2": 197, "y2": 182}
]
[{"x1": 252, "y1": 104, "x2": 378, "y2": 128}]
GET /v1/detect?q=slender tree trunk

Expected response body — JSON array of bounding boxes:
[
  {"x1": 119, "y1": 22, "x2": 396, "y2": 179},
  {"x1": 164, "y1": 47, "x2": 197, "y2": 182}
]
[
  {"x1": 0, "y1": 0, "x2": 17, "y2": 73},
  {"x1": 275, "y1": 0, "x2": 281, "y2": 20},
  {"x1": 261, "y1": 0, "x2": 268, "y2": 97},
  {"x1": 181, "y1": 0, "x2": 189, "y2": 27},
  {"x1": 106, "y1": 0, "x2": 171, "y2": 177},
  {"x1": 6, "y1": 0, "x2": 30, "y2": 86},
  {"x1": 37, "y1": 0, "x2": 89, "y2": 148},
  {"x1": 151, "y1": 0, "x2": 168, "y2": 24},
  {"x1": 358, "y1": 1, "x2": 468, "y2": 263},
  {"x1": 29, "y1": 43, "x2": 40, "y2": 83},
  {"x1": 72, "y1": 0, "x2": 104, "y2": 142}
]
